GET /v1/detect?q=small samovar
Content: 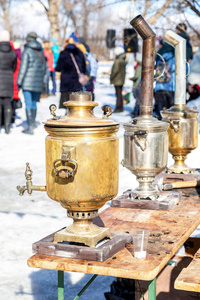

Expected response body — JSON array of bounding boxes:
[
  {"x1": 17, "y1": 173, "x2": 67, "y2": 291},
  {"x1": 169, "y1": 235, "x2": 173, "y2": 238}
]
[
  {"x1": 17, "y1": 92, "x2": 120, "y2": 247},
  {"x1": 122, "y1": 15, "x2": 169, "y2": 200},
  {"x1": 160, "y1": 30, "x2": 199, "y2": 174}
]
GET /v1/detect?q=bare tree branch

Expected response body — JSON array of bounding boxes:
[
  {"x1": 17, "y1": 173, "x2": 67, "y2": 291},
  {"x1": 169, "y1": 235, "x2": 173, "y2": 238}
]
[
  {"x1": 143, "y1": 0, "x2": 150, "y2": 18},
  {"x1": 183, "y1": 11, "x2": 200, "y2": 38},
  {"x1": 182, "y1": 0, "x2": 200, "y2": 16},
  {"x1": 147, "y1": 0, "x2": 174, "y2": 25},
  {"x1": 37, "y1": 0, "x2": 48, "y2": 11}
]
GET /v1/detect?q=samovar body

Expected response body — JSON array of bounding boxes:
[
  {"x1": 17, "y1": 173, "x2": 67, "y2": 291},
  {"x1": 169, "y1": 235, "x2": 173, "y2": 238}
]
[
  {"x1": 17, "y1": 92, "x2": 120, "y2": 247},
  {"x1": 160, "y1": 30, "x2": 199, "y2": 174},
  {"x1": 122, "y1": 15, "x2": 169, "y2": 200},
  {"x1": 123, "y1": 118, "x2": 169, "y2": 199},
  {"x1": 45, "y1": 125, "x2": 119, "y2": 211},
  {"x1": 161, "y1": 106, "x2": 198, "y2": 173}
]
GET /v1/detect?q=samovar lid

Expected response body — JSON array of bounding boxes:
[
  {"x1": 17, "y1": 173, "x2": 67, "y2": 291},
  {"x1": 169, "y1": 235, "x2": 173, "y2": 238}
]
[
  {"x1": 43, "y1": 92, "x2": 119, "y2": 128},
  {"x1": 161, "y1": 105, "x2": 199, "y2": 119},
  {"x1": 123, "y1": 116, "x2": 169, "y2": 133}
]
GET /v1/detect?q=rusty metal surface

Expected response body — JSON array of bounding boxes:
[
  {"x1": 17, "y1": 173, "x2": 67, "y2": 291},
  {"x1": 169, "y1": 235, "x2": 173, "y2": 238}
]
[{"x1": 130, "y1": 15, "x2": 155, "y2": 117}]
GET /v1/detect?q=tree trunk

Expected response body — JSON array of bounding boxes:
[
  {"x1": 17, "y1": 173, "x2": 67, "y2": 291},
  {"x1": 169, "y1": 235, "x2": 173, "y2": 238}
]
[
  {"x1": 0, "y1": 0, "x2": 12, "y2": 37},
  {"x1": 46, "y1": 0, "x2": 61, "y2": 45},
  {"x1": 82, "y1": 1, "x2": 89, "y2": 40}
]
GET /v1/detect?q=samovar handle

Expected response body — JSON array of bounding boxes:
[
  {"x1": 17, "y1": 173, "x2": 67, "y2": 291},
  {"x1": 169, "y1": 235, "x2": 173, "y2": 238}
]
[
  {"x1": 186, "y1": 61, "x2": 190, "y2": 77},
  {"x1": 53, "y1": 159, "x2": 78, "y2": 179},
  {"x1": 168, "y1": 117, "x2": 181, "y2": 133},
  {"x1": 133, "y1": 130, "x2": 148, "y2": 151},
  {"x1": 101, "y1": 105, "x2": 113, "y2": 119},
  {"x1": 154, "y1": 53, "x2": 166, "y2": 81}
]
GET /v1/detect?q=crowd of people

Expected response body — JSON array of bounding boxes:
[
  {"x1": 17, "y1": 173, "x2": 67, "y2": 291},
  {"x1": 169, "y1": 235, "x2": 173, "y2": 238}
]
[
  {"x1": 0, "y1": 23, "x2": 200, "y2": 135},
  {"x1": 0, "y1": 31, "x2": 98, "y2": 135},
  {"x1": 110, "y1": 22, "x2": 200, "y2": 118}
]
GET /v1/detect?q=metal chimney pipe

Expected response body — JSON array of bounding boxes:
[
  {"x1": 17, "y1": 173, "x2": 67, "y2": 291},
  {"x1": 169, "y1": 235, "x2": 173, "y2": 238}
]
[
  {"x1": 164, "y1": 30, "x2": 186, "y2": 105},
  {"x1": 130, "y1": 15, "x2": 156, "y2": 117}
]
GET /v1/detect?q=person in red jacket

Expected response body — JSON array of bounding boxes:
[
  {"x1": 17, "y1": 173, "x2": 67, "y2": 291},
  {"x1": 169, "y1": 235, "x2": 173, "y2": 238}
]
[
  {"x1": 10, "y1": 40, "x2": 21, "y2": 122},
  {"x1": 43, "y1": 40, "x2": 55, "y2": 95}
]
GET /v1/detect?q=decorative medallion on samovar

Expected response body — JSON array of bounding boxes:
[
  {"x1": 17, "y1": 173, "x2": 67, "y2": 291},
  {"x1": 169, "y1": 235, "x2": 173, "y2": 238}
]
[
  {"x1": 122, "y1": 15, "x2": 169, "y2": 201},
  {"x1": 17, "y1": 92, "x2": 120, "y2": 247},
  {"x1": 160, "y1": 30, "x2": 199, "y2": 174}
]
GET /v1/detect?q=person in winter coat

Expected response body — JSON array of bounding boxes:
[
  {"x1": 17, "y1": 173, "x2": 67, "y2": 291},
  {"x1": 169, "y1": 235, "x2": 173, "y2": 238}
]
[
  {"x1": 0, "y1": 30, "x2": 17, "y2": 134},
  {"x1": 10, "y1": 40, "x2": 21, "y2": 123},
  {"x1": 154, "y1": 40, "x2": 175, "y2": 120},
  {"x1": 17, "y1": 32, "x2": 46, "y2": 135},
  {"x1": 187, "y1": 46, "x2": 200, "y2": 101},
  {"x1": 43, "y1": 40, "x2": 54, "y2": 95},
  {"x1": 55, "y1": 37, "x2": 86, "y2": 111},
  {"x1": 110, "y1": 47, "x2": 127, "y2": 113},
  {"x1": 50, "y1": 38, "x2": 59, "y2": 94},
  {"x1": 130, "y1": 52, "x2": 142, "y2": 118}
]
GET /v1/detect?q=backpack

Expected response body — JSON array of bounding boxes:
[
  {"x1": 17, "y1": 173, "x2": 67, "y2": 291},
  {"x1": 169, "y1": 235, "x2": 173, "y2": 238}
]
[{"x1": 155, "y1": 55, "x2": 173, "y2": 83}]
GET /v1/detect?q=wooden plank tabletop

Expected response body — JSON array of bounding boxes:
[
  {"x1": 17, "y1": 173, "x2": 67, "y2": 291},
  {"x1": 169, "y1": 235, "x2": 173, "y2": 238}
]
[
  {"x1": 28, "y1": 187, "x2": 200, "y2": 281},
  {"x1": 175, "y1": 248, "x2": 200, "y2": 292}
]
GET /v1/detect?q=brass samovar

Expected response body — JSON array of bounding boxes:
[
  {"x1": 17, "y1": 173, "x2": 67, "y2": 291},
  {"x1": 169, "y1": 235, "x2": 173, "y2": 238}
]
[
  {"x1": 17, "y1": 92, "x2": 119, "y2": 247},
  {"x1": 161, "y1": 30, "x2": 199, "y2": 174},
  {"x1": 122, "y1": 15, "x2": 169, "y2": 200}
]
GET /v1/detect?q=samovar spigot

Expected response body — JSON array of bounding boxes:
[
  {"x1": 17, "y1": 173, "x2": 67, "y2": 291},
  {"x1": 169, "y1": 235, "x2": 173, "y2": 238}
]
[{"x1": 17, "y1": 163, "x2": 46, "y2": 196}]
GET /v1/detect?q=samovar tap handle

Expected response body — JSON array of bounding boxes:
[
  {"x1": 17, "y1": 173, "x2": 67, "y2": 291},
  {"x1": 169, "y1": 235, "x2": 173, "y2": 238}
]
[
  {"x1": 49, "y1": 104, "x2": 60, "y2": 120},
  {"x1": 16, "y1": 185, "x2": 27, "y2": 196},
  {"x1": 17, "y1": 163, "x2": 46, "y2": 195}
]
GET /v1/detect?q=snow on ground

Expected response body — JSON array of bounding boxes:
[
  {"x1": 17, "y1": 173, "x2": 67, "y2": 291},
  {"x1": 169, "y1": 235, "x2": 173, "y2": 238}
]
[{"x1": 1, "y1": 66, "x2": 200, "y2": 299}]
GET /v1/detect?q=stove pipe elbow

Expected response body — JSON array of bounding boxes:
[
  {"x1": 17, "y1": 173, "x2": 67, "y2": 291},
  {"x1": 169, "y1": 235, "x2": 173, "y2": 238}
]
[
  {"x1": 164, "y1": 30, "x2": 186, "y2": 106},
  {"x1": 130, "y1": 15, "x2": 156, "y2": 117}
]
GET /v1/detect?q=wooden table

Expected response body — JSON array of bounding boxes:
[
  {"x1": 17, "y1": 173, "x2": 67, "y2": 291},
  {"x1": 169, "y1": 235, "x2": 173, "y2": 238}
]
[
  {"x1": 175, "y1": 248, "x2": 200, "y2": 293},
  {"x1": 28, "y1": 187, "x2": 200, "y2": 300}
]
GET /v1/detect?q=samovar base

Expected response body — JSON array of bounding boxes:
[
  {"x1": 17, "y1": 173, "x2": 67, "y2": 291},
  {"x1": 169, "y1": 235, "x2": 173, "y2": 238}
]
[
  {"x1": 53, "y1": 210, "x2": 111, "y2": 247},
  {"x1": 132, "y1": 176, "x2": 160, "y2": 200},
  {"x1": 111, "y1": 189, "x2": 181, "y2": 210},
  {"x1": 166, "y1": 165, "x2": 196, "y2": 174},
  {"x1": 167, "y1": 155, "x2": 195, "y2": 174},
  {"x1": 129, "y1": 189, "x2": 160, "y2": 201},
  {"x1": 54, "y1": 226, "x2": 111, "y2": 247}
]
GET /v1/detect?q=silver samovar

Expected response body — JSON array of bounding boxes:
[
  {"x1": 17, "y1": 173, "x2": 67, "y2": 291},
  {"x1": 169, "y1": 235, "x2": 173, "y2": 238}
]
[
  {"x1": 161, "y1": 31, "x2": 199, "y2": 174},
  {"x1": 122, "y1": 15, "x2": 169, "y2": 200}
]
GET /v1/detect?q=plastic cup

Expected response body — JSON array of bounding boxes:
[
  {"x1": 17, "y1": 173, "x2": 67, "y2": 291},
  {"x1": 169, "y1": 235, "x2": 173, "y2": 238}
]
[{"x1": 132, "y1": 229, "x2": 150, "y2": 259}]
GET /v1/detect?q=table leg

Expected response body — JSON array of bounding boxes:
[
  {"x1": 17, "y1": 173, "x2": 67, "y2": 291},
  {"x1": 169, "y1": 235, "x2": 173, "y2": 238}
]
[
  {"x1": 148, "y1": 278, "x2": 156, "y2": 300},
  {"x1": 58, "y1": 271, "x2": 64, "y2": 300},
  {"x1": 73, "y1": 275, "x2": 98, "y2": 300}
]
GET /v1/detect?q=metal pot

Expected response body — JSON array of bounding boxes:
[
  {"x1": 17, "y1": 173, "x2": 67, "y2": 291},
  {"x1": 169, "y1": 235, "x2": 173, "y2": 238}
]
[
  {"x1": 123, "y1": 117, "x2": 169, "y2": 200},
  {"x1": 160, "y1": 30, "x2": 199, "y2": 174},
  {"x1": 122, "y1": 15, "x2": 169, "y2": 200},
  {"x1": 17, "y1": 92, "x2": 120, "y2": 247},
  {"x1": 161, "y1": 105, "x2": 199, "y2": 173}
]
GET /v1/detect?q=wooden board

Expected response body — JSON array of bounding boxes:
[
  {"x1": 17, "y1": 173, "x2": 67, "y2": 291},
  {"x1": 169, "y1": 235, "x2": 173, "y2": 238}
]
[
  {"x1": 175, "y1": 248, "x2": 200, "y2": 292},
  {"x1": 156, "y1": 169, "x2": 200, "y2": 182},
  {"x1": 32, "y1": 230, "x2": 132, "y2": 262},
  {"x1": 28, "y1": 187, "x2": 200, "y2": 281},
  {"x1": 111, "y1": 190, "x2": 181, "y2": 210}
]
